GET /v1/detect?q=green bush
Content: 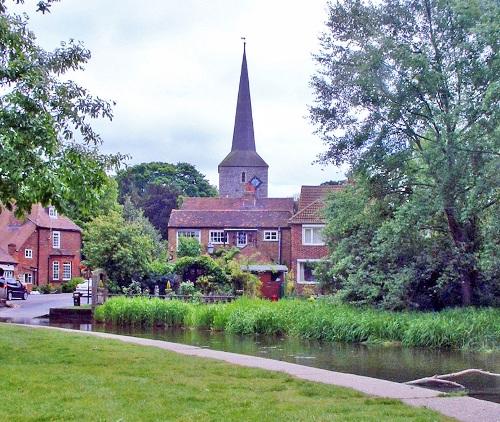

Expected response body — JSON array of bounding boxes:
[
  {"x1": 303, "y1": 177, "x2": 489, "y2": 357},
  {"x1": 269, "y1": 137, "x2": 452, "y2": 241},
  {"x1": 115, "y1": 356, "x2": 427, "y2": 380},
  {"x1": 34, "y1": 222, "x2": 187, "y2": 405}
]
[
  {"x1": 61, "y1": 277, "x2": 84, "y2": 293},
  {"x1": 95, "y1": 297, "x2": 500, "y2": 351},
  {"x1": 177, "y1": 237, "x2": 201, "y2": 258},
  {"x1": 38, "y1": 284, "x2": 52, "y2": 294}
]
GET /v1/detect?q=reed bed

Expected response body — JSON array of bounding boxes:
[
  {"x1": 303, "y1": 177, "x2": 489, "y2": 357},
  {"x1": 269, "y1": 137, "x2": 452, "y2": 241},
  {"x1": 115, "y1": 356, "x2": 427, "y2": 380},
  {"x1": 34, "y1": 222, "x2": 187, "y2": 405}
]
[{"x1": 94, "y1": 297, "x2": 500, "y2": 351}]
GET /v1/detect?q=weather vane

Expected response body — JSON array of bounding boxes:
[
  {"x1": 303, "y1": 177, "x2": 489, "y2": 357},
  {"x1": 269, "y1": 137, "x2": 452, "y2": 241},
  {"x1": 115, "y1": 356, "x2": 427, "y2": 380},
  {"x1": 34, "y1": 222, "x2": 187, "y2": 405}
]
[{"x1": 241, "y1": 36, "x2": 246, "y2": 47}]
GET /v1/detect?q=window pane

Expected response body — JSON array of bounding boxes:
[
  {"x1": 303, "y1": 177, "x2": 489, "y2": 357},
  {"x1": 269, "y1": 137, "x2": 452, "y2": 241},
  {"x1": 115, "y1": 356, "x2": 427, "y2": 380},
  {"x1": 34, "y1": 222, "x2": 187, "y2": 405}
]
[
  {"x1": 313, "y1": 228, "x2": 324, "y2": 244},
  {"x1": 304, "y1": 229, "x2": 312, "y2": 244}
]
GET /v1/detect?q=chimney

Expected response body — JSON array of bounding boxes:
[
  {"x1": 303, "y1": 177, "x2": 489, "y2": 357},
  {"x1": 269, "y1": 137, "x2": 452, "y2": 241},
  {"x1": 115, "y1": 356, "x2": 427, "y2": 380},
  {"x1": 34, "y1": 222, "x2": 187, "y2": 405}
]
[{"x1": 7, "y1": 243, "x2": 16, "y2": 255}]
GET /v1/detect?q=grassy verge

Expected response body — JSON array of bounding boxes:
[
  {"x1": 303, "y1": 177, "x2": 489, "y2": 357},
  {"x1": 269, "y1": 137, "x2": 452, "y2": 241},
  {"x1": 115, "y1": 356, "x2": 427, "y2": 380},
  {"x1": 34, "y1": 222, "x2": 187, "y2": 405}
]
[
  {"x1": 95, "y1": 297, "x2": 500, "y2": 351},
  {"x1": 0, "y1": 324, "x2": 450, "y2": 422}
]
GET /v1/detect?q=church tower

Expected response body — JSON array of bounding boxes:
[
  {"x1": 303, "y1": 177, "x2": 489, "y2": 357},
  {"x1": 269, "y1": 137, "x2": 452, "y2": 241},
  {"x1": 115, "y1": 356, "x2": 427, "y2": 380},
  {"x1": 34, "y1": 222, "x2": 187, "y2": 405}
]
[{"x1": 218, "y1": 44, "x2": 268, "y2": 198}]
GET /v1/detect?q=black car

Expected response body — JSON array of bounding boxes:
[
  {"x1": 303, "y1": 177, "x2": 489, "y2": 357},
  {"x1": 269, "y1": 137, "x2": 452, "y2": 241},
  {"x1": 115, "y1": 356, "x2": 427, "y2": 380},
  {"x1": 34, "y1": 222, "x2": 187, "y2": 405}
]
[{"x1": 0, "y1": 278, "x2": 29, "y2": 301}]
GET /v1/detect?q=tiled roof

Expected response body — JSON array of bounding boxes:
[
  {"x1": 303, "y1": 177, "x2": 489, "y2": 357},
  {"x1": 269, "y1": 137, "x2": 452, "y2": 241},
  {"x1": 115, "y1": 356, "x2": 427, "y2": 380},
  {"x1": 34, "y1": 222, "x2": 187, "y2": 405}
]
[
  {"x1": 298, "y1": 185, "x2": 343, "y2": 210},
  {"x1": 27, "y1": 204, "x2": 81, "y2": 231},
  {"x1": 0, "y1": 246, "x2": 17, "y2": 264},
  {"x1": 0, "y1": 204, "x2": 81, "y2": 252},
  {"x1": 290, "y1": 185, "x2": 344, "y2": 224},
  {"x1": 289, "y1": 199, "x2": 327, "y2": 224},
  {"x1": 181, "y1": 197, "x2": 294, "y2": 211},
  {"x1": 169, "y1": 209, "x2": 292, "y2": 228}
]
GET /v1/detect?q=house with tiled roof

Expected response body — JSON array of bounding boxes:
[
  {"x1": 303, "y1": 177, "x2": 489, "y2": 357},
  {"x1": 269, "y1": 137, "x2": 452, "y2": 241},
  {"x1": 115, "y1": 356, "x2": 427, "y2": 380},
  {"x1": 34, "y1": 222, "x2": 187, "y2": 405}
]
[
  {"x1": 167, "y1": 45, "x2": 344, "y2": 296},
  {"x1": 289, "y1": 185, "x2": 341, "y2": 290},
  {"x1": 0, "y1": 204, "x2": 82, "y2": 286}
]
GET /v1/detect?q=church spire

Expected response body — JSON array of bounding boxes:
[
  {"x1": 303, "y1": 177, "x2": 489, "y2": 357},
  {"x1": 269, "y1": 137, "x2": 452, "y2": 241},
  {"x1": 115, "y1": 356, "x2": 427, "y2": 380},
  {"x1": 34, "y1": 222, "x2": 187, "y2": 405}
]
[{"x1": 231, "y1": 40, "x2": 255, "y2": 152}]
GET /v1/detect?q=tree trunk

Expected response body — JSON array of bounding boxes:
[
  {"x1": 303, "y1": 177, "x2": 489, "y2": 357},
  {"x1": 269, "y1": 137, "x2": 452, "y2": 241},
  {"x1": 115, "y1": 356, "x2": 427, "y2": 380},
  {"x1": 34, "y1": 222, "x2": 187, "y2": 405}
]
[{"x1": 443, "y1": 208, "x2": 478, "y2": 306}]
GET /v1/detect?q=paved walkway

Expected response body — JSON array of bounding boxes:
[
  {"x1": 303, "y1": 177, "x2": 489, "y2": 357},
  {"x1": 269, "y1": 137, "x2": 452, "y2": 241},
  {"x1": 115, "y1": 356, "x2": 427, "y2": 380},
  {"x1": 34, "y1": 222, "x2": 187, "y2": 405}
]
[
  {"x1": 0, "y1": 293, "x2": 74, "y2": 321},
  {"x1": 12, "y1": 324, "x2": 500, "y2": 422}
]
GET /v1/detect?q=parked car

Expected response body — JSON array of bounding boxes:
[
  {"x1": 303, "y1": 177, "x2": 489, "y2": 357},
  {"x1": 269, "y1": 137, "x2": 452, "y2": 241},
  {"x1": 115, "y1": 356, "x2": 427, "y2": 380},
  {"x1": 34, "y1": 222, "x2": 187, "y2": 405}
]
[
  {"x1": 0, "y1": 278, "x2": 29, "y2": 301},
  {"x1": 75, "y1": 279, "x2": 93, "y2": 297}
]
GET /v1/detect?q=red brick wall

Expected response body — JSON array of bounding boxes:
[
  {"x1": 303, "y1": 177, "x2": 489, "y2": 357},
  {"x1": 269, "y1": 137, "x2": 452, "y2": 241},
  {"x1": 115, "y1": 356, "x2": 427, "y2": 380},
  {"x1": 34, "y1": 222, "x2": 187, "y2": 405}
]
[
  {"x1": 290, "y1": 224, "x2": 328, "y2": 289},
  {"x1": 20, "y1": 228, "x2": 82, "y2": 285},
  {"x1": 168, "y1": 227, "x2": 291, "y2": 266}
]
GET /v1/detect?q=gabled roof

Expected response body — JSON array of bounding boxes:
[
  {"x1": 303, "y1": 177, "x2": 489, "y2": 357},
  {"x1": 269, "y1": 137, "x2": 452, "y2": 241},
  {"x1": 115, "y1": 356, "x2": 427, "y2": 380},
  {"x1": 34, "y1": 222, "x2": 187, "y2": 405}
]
[
  {"x1": 0, "y1": 204, "x2": 81, "y2": 252},
  {"x1": 290, "y1": 185, "x2": 344, "y2": 224},
  {"x1": 27, "y1": 204, "x2": 81, "y2": 231},
  {"x1": 218, "y1": 44, "x2": 268, "y2": 169},
  {"x1": 298, "y1": 185, "x2": 343, "y2": 210}
]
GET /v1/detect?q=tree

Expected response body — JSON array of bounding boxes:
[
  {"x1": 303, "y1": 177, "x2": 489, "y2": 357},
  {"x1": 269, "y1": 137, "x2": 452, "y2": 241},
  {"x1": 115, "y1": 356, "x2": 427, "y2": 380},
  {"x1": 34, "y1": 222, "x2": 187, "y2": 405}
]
[
  {"x1": 116, "y1": 162, "x2": 217, "y2": 239},
  {"x1": 0, "y1": 1, "x2": 123, "y2": 216},
  {"x1": 83, "y1": 204, "x2": 167, "y2": 287},
  {"x1": 310, "y1": 0, "x2": 499, "y2": 306}
]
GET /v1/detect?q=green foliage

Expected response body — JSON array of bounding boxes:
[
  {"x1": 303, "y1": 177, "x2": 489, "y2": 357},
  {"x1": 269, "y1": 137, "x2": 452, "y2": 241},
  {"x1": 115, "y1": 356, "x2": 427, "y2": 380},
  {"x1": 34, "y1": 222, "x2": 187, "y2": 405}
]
[
  {"x1": 83, "y1": 206, "x2": 167, "y2": 287},
  {"x1": 38, "y1": 284, "x2": 52, "y2": 294},
  {"x1": 116, "y1": 162, "x2": 217, "y2": 238},
  {"x1": 177, "y1": 236, "x2": 201, "y2": 258},
  {"x1": 96, "y1": 297, "x2": 500, "y2": 351},
  {"x1": 61, "y1": 277, "x2": 84, "y2": 293},
  {"x1": 224, "y1": 260, "x2": 261, "y2": 298},
  {"x1": 178, "y1": 281, "x2": 196, "y2": 296},
  {"x1": 310, "y1": 0, "x2": 500, "y2": 307},
  {"x1": 173, "y1": 255, "x2": 230, "y2": 290},
  {"x1": 0, "y1": 1, "x2": 124, "y2": 217}
]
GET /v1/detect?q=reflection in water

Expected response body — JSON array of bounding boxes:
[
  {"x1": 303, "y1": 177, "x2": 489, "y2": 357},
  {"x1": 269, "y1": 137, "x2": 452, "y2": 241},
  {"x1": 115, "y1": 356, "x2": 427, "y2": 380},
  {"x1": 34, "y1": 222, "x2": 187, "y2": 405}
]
[{"x1": 3, "y1": 317, "x2": 499, "y2": 403}]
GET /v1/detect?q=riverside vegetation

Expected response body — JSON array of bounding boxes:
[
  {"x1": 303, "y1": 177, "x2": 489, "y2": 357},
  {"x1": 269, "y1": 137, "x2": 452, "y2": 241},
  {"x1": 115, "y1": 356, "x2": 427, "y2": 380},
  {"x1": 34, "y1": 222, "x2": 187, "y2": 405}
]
[{"x1": 94, "y1": 297, "x2": 500, "y2": 351}]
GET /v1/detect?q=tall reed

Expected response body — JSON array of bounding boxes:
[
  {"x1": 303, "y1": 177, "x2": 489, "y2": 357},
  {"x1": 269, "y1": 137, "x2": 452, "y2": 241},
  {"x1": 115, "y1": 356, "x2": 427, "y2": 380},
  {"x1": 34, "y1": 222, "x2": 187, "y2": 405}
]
[{"x1": 94, "y1": 297, "x2": 500, "y2": 351}]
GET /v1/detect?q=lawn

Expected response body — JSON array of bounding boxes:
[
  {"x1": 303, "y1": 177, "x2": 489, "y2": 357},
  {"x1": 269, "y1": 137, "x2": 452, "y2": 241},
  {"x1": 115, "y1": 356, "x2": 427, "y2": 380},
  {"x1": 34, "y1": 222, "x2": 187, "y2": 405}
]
[{"x1": 0, "y1": 324, "x2": 451, "y2": 421}]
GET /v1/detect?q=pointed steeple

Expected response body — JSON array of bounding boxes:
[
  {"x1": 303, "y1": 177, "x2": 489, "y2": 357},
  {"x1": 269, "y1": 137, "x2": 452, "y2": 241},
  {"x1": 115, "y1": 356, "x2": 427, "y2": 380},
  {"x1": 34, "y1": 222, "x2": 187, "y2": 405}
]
[
  {"x1": 231, "y1": 42, "x2": 255, "y2": 152},
  {"x1": 219, "y1": 43, "x2": 268, "y2": 169}
]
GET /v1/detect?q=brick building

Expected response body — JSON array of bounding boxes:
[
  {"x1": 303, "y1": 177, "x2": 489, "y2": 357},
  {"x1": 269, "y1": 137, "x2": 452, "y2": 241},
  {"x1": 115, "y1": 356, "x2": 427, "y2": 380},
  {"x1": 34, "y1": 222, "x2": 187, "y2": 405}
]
[
  {"x1": 0, "y1": 204, "x2": 82, "y2": 286},
  {"x1": 167, "y1": 45, "x2": 343, "y2": 294},
  {"x1": 289, "y1": 185, "x2": 342, "y2": 290}
]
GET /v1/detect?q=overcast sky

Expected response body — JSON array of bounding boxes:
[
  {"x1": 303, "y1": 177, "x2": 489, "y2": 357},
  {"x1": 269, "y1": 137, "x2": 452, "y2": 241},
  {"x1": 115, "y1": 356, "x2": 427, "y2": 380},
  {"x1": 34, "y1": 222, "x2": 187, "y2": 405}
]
[{"x1": 18, "y1": 0, "x2": 346, "y2": 197}]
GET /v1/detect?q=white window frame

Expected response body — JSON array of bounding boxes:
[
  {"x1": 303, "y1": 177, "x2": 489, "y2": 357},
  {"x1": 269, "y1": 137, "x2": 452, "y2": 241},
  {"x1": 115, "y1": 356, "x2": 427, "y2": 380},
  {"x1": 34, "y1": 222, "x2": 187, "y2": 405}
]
[
  {"x1": 52, "y1": 261, "x2": 60, "y2": 281},
  {"x1": 296, "y1": 259, "x2": 322, "y2": 284},
  {"x1": 263, "y1": 230, "x2": 279, "y2": 242},
  {"x1": 24, "y1": 273, "x2": 33, "y2": 284},
  {"x1": 48, "y1": 206, "x2": 58, "y2": 218},
  {"x1": 62, "y1": 262, "x2": 72, "y2": 281},
  {"x1": 24, "y1": 249, "x2": 33, "y2": 259},
  {"x1": 302, "y1": 225, "x2": 325, "y2": 246},
  {"x1": 52, "y1": 231, "x2": 61, "y2": 248},
  {"x1": 236, "y1": 232, "x2": 248, "y2": 247},
  {"x1": 209, "y1": 230, "x2": 227, "y2": 244}
]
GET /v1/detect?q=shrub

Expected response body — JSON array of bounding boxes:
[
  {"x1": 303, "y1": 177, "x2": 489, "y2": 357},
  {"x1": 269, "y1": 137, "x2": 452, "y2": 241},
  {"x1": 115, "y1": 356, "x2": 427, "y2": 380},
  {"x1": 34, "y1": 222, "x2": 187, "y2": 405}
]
[
  {"x1": 179, "y1": 281, "x2": 196, "y2": 296},
  {"x1": 61, "y1": 277, "x2": 84, "y2": 293},
  {"x1": 177, "y1": 237, "x2": 201, "y2": 258},
  {"x1": 38, "y1": 284, "x2": 52, "y2": 294}
]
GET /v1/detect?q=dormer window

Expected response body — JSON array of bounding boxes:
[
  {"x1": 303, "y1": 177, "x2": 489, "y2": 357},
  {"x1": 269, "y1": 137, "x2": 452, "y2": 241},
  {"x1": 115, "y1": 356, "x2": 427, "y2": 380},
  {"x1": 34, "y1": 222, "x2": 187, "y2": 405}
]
[{"x1": 48, "y1": 207, "x2": 58, "y2": 219}]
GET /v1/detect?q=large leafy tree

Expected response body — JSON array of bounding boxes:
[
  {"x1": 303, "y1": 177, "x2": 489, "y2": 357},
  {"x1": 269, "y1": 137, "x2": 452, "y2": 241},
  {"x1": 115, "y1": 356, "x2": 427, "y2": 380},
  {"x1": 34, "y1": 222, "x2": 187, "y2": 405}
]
[
  {"x1": 0, "y1": 0, "x2": 123, "y2": 216},
  {"x1": 116, "y1": 162, "x2": 217, "y2": 239},
  {"x1": 310, "y1": 0, "x2": 499, "y2": 306},
  {"x1": 83, "y1": 202, "x2": 167, "y2": 287}
]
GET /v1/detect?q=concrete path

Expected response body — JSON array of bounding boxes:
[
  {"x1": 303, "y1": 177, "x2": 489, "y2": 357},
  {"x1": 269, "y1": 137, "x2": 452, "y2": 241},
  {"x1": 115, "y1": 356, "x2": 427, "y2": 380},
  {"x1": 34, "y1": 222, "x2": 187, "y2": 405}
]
[
  {"x1": 0, "y1": 293, "x2": 73, "y2": 321},
  {"x1": 11, "y1": 324, "x2": 500, "y2": 422}
]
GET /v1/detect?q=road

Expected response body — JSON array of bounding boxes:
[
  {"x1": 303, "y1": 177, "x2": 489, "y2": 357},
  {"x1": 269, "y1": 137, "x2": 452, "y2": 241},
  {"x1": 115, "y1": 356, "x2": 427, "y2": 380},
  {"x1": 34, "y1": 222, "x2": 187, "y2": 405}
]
[{"x1": 0, "y1": 293, "x2": 75, "y2": 322}]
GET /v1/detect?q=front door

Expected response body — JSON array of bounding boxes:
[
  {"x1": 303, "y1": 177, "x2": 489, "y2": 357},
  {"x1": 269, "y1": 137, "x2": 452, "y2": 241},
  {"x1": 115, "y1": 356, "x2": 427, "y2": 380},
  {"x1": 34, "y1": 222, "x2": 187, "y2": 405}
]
[{"x1": 236, "y1": 232, "x2": 247, "y2": 247}]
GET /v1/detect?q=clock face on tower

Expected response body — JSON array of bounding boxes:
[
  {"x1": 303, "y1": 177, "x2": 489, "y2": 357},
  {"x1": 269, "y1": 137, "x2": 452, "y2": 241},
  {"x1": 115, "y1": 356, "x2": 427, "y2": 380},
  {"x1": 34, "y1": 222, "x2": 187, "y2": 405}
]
[{"x1": 249, "y1": 176, "x2": 263, "y2": 189}]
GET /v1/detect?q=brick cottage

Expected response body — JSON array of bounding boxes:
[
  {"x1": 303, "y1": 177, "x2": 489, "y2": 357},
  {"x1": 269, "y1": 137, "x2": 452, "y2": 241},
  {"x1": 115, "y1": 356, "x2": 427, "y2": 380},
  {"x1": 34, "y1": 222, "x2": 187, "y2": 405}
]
[
  {"x1": 0, "y1": 204, "x2": 82, "y2": 286},
  {"x1": 168, "y1": 45, "x2": 344, "y2": 295}
]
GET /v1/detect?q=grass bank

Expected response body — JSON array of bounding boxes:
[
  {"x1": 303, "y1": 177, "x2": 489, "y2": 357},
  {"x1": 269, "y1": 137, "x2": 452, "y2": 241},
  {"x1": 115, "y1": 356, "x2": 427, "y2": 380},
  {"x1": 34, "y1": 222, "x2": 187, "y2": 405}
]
[
  {"x1": 94, "y1": 297, "x2": 500, "y2": 351},
  {"x1": 0, "y1": 324, "x2": 449, "y2": 422}
]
